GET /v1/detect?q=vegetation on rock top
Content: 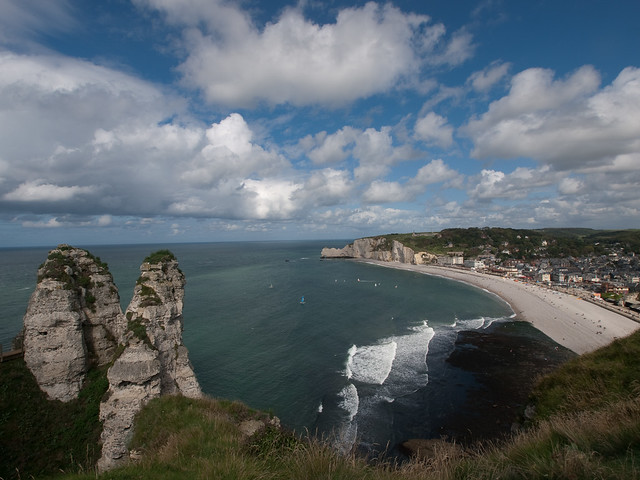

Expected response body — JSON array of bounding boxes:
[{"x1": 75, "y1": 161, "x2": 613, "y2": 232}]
[
  {"x1": 143, "y1": 250, "x2": 176, "y2": 264},
  {"x1": 37, "y1": 247, "x2": 111, "y2": 313}
]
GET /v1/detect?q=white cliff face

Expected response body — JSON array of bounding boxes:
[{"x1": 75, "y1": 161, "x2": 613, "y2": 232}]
[
  {"x1": 98, "y1": 252, "x2": 201, "y2": 472},
  {"x1": 78, "y1": 254, "x2": 126, "y2": 366},
  {"x1": 97, "y1": 338, "x2": 161, "y2": 472},
  {"x1": 321, "y1": 237, "x2": 416, "y2": 264},
  {"x1": 22, "y1": 245, "x2": 124, "y2": 402},
  {"x1": 391, "y1": 240, "x2": 416, "y2": 264},
  {"x1": 124, "y1": 258, "x2": 202, "y2": 398},
  {"x1": 23, "y1": 279, "x2": 87, "y2": 402},
  {"x1": 22, "y1": 246, "x2": 202, "y2": 472}
]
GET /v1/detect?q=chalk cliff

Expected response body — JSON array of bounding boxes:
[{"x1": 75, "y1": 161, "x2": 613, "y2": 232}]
[
  {"x1": 124, "y1": 254, "x2": 201, "y2": 398},
  {"x1": 23, "y1": 245, "x2": 125, "y2": 402},
  {"x1": 22, "y1": 246, "x2": 201, "y2": 472},
  {"x1": 98, "y1": 250, "x2": 201, "y2": 471},
  {"x1": 321, "y1": 237, "x2": 420, "y2": 264}
]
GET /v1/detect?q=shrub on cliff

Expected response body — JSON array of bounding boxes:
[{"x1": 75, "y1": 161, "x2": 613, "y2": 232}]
[{"x1": 143, "y1": 250, "x2": 176, "y2": 264}]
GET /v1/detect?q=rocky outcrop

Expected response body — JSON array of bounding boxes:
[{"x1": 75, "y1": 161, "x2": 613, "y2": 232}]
[
  {"x1": 22, "y1": 245, "x2": 124, "y2": 402},
  {"x1": 321, "y1": 237, "x2": 418, "y2": 265},
  {"x1": 123, "y1": 253, "x2": 201, "y2": 398},
  {"x1": 97, "y1": 338, "x2": 161, "y2": 472},
  {"x1": 22, "y1": 246, "x2": 201, "y2": 472},
  {"x1": 391, "y1": 240, "x2": 415, "y2": 264},
  {"x1": 98, "y1": 250, "x2": 201, "y2": 471}
]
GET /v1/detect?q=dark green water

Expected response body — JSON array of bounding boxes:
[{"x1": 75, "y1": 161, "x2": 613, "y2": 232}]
[{"x1": 1, "y1": 241, "x2": 520, "y2": 452}]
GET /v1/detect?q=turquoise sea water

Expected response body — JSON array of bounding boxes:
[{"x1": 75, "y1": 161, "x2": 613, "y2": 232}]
[{"x1": 1, "y1": 241, "x2": 519, "y2": 453}]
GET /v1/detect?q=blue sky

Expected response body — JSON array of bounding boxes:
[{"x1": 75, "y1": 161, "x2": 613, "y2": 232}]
[{"x1": 0, "y1": 0, "x2": 638, "y2": 247}]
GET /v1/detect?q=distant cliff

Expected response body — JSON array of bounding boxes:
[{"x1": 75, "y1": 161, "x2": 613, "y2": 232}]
[
  {"x1": 22, "y1": 246, "x2": 201, "y2": 472},
  {"x1": 321, "y1": 237, "x2": 436, "y2": 265}
]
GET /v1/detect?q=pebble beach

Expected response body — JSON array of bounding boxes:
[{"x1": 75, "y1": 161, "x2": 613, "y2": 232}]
[
  {"x1": 361, "y1": 259, "x2": 640, "y2": 445},
  {"x1": 362, "y1": 260, "x2": 640, "y2": 355}
]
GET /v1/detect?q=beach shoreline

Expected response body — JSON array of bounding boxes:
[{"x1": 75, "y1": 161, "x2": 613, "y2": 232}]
[{"x1": 358, "y1": 260, "x2": 640, "y2": 355}]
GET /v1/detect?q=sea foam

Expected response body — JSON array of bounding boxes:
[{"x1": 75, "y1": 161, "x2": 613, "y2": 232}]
[
  {"x1": 338, "y1": 383, "x2": 359, "y2": 421},
  {"x1": 452, "y1": 315, "x2": 509, "y2": 330},
  {"x1": 379, "y1": 321, "x2": 434, "y2": 397},
  {"x1": 346, "y1": 341, "x2": 397, "y2": 385},
  {"x1": 342, "y1": 321, "x2": 435, "y2": 403}
]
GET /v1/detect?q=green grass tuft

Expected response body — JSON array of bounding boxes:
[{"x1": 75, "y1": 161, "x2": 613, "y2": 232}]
[
  {"x1": 143, "y1": 250, "x2": 176, "y2": 264},
  {"x1": 531, "y1": 332, "x2": 640, "y2": 419}
]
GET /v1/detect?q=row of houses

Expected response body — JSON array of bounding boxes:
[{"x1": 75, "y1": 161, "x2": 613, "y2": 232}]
[{"x1": 433, "y1": 250, "x2": 639, "y2": 295}]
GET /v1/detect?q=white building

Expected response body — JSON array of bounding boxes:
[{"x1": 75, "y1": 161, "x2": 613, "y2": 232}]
[
  {"x1": 464, "y1": 259, "x2": 485, "y2": 270},
  {"x1": 438, "y1": 252, "x2": 464, "y2": 266}
]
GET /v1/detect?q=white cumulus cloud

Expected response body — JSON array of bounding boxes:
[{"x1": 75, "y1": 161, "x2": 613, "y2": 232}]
[
  {"x1": 465, "y1": 66, "x2": 640, "y2": 171},
  {"x1": 4, "y1": 181, "x2": 95, "y2": 202},
  {"x1": 414, "y1": 112, "x2": 454, "y2": 148},
  {"x1": 136, "y1": 0, "x2": 473, "y2": 107}
]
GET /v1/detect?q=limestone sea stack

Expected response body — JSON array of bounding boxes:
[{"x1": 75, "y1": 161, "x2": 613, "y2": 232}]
[
  {"x1": 21, "y1": 245, "x2": 201, "y2": 472},
  {"x1": 22, "y1": 245, "x2": 125, "y2": 402},
  {"x1": 98, "y1": 250, "x2": 201, "y2": 471}
]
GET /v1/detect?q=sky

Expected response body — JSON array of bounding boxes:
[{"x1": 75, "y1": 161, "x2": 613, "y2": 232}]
[{"x1": 0, "y1": 0, "x2": 638, "y2": 247}]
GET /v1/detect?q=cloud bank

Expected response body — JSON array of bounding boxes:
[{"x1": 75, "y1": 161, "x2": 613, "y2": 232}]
[{"x1": 0, "y1": 0, "x2": 638, "y2": 243}]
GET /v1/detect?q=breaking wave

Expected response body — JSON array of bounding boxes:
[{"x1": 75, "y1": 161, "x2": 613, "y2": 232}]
[
  {"x1": 345, "y1": 341, "x2": 397, "y2": 385},
  {"x1": 337, "y1": 383, "x2": 359, "y2": 422},
  {"x1": 328, "y1": 321, "x2": 435, "y2": 453}
]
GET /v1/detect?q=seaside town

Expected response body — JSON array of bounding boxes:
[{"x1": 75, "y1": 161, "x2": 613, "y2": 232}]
[{"x1": 426, "y1": 229, "x2": 640, "y2": 318}]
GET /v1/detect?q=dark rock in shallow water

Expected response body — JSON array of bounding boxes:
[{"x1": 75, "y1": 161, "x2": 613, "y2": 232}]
[{"x1": 439, "y1": 321, "x2": 575, "y2": 445}]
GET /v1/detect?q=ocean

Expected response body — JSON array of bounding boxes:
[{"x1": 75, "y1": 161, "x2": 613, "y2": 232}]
[{"x1": 1, "y1": 241, "x2": 554, "y2": 455}]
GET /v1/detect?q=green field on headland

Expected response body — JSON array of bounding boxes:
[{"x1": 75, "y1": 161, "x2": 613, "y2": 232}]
[
  {"x1": 3, "y1": 328, "x2": 640, "y2": 479},
  {"x1": 375, "y1": 227, "x2": 640, "y2": 259}
]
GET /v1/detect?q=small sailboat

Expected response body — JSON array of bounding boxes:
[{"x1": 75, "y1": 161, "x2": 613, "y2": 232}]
[{"x1": 300, "y1": 296, "x2": 305, "y2": 304}]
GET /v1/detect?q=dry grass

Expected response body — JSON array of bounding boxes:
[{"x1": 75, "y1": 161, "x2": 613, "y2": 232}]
[{"x1": 15, "y1": 332, "x2": 640, "y2": 480}]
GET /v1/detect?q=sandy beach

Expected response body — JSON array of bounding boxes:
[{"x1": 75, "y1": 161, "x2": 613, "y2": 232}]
[{"x1": 361, "y1": 260, "x2": 640, "y2": 355}]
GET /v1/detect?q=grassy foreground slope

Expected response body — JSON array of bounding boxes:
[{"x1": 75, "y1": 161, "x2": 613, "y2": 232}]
[{"x1": 3, "y1": 330, "x2": 640, "y2": 479}]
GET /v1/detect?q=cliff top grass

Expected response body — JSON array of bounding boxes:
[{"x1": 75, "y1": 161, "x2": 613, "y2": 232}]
[
  {"x1": 143, "y1": 249, "x2": 176, "y2": 264},
  {"x1": 4, "y1": 330, "x2": 640, "y2": 479},
  {"x1": 530, "y1": 331, "x2": 640, "y2": 419}
]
